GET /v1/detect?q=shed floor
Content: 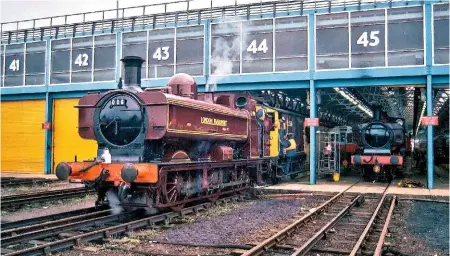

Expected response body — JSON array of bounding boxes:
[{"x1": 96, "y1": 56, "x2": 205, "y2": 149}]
[
  {"x1": 0, "y1": 173, "x2": 57, "y2": 180},
  {"x1": 1, "y1": 170, "x2": 448, "y2": 197},
  {"x1": 262, "y1": 173, "x2": 449, "y2": 197}
]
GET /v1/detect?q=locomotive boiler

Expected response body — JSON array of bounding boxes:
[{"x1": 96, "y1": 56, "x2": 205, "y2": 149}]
[
  {"x1": 351, "y1": 105, "x2": 408, "y2": 181},
  {"x1": 56, "y1": 56, "x2": 306, "y2": 211}
]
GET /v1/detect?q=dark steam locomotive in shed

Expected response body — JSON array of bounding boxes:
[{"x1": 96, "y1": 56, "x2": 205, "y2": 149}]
[
  {"x1": 351, "y1": 105, "x2": 409, "y2": 181},
  {"x1": 56, "y1": 56, "x2": 306, "y2": 211}
]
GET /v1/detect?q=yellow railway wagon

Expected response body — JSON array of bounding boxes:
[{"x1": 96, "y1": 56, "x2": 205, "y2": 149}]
[
  {"x1": 1, "y1": 100, "x2": 46, "y2": 174},
  {"x1": 52, "y1": 98, "x2": 97, "y2": 173}
]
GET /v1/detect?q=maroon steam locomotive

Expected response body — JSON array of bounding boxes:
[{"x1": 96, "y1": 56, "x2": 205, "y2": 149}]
[{"x1": 56, "y1": 56, "x2": 306, "y2": 211}]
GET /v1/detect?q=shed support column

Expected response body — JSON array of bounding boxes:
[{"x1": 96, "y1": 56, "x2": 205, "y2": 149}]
[
  {"x1": 307, "y1": 12, "x2": 316, "y2": 185},
  {"x1": 44, "y1": 38, "x2": 52, "y2": 174},
  {"x1": 424, "y1": 2, "x2": 433, "y2": 189},
  {"x1": 309, "y1": 80, "x2": 317, "y2": 185},
  {"x1": 426, "y1": 74, "x2": 434, "y2": 189}
]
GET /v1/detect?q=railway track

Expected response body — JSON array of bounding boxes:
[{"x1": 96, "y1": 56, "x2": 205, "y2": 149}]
[
  {"x1": 0, "y1": 178, "x2": 57, "y2": 188},
  {"x1": 1, "y1": 206, "x2": 106, "y2": 230},
  {"x1": 1, "y1": 187, "x2": 95, "y2": 210},
  {"x1": 240, "y1": 181, "x2": 396, "y2": 256},
  {"x1": 1, "y1": 195, "x2": 245, "y2": 256}
]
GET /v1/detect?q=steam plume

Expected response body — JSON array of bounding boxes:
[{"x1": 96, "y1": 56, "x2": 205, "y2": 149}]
[
  {"x1": 106, "y1": 190, "x2": 124, "y2": 215},
  {"x1": 206, "y1": 18, "x2": 246, "y2": 92}
]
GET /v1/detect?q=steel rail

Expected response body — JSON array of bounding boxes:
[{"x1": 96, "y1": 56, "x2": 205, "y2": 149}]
[
  {"x1": 1, "y1": 178, "x2": 56, "y2": 188},
  {"x1": 290, "y1": 195, "x2": 362, "y2": 256},
  {"x1": 1, "y1": 209, "x2": 110, "y2": 238},
  {"x1": 3, "y1": 195, "x2": 242, "y2": 256},
  {"x1": 241, "y1": 181, "x2": 360, "y2": 256},
  {"x1": 0, "y1": 207, "x2": 103, "y2": 231},
  {"x1": 1, "y1": 187, "x2": 92, "y2": 200},
  {"x1": 374, "y1": 196, "x2": 397, "y2": 256},
  {"x1": 1, "y1": 210, "x2": 134, "y2": 247},
  {"x1": 1, "y1": 188, "x2": 94, "y2": 209},
  {"x1": 349, "y1": 184, "x2": 391, "y2": 256}
]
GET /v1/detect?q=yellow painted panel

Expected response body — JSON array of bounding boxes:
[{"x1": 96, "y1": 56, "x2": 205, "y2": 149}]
[
  {"x1": 53, "y1": 98, "x2": 97, "y2": 172},
  {"x1": 265, "y1": 107, "x2": 280, "y2": 157},
  {"x1": 1, "y1": 100, "x2": 45, "y2": 173}
]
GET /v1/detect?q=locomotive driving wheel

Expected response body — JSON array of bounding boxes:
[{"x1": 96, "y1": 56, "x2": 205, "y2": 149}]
[
  {"x1": 206, "y1": 170, "x2": 221, "y2": 202},
  {"x1": 160, "y1": 171, "x2": 186, "y2": 211}
]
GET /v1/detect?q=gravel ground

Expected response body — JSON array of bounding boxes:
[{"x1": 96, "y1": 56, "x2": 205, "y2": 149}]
[
  {"x1": 388, "y1": 200, "x2": 449, "y2": 256},
  {"x1": 1, "y1": 196, "x2": 97, "y2": 222},
  {"x1": 57, "y1": 195, "x2": 331, "y2": 256},
  {"x1": 0, "y1": 181, "x2": 84, "y2": 196},
  {"x1": 155, "y1": 196, "x2": 330, "y2": 245}
]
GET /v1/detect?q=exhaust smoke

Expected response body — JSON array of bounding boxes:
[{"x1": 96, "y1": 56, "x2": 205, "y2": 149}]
[
  {"x1": 206, "y1": 19, "x2": 246, "y2": 92},
  {"x1": 106, "y1": 190, "x2": 124, "y2": 215}
]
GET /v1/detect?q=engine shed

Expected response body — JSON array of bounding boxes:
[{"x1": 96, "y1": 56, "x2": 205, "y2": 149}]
[{"x1": 0, "y1": 0, "x2": 448, "y2": 189}]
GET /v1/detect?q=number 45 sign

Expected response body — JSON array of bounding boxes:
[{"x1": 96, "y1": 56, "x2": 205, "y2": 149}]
[{"x1": 357, "y1": 31, "x2": 380, "y2": 47}]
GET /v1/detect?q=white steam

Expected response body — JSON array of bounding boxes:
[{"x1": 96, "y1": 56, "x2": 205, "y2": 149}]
[
  {"x1": 206, "y1": 18, "x2": 246, "y2": 92},
  {"x1": 106, "y1": 190, "x2": 124, "y2": 215}
]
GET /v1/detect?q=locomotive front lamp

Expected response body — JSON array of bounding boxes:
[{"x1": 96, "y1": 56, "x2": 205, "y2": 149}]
[{"x1": 373, "y1": 164, "x2": 381, "y2": 173}]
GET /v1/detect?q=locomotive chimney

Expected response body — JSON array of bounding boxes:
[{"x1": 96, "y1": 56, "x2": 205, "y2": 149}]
[
  {"x1": 372, "y1": 105, "x2": 382, "y2": 121},
  {"x1": 121, "y1": 56, "x2": 145, "y2": 92}
]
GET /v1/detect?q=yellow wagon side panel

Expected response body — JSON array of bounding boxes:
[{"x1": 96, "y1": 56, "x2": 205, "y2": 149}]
[
  {"x1": 1, "y1": 100, "x2": 46, "y2": 174},
  {"x1": 52, "y1": 98, "x2": 97, "y2": 172}
]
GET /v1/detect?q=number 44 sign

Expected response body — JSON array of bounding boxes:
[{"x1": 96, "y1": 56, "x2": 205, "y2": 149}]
[{"x1": 247, "y1": 39, "x2": 268, "y2": 54}]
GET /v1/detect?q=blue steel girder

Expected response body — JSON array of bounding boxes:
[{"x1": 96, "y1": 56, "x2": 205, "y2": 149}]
[
  {"x1": 355, "y1": 87, "x2": 398, "y2": 116},
  {"x1": 319, "y1": 89, "x2": 368, "y2": 123},
  {"x1": 256, "y1": 90, "x2": 346, "y2": 127},
  {"x1": 433, "y1": 88, "x2": 450, "y2": 116},
  {"x1": 354, "y1": 86, "x2": 417, "y2": 131},
  {"x1": 435, "y1": 98, "x2": 449, "y2": 136}
]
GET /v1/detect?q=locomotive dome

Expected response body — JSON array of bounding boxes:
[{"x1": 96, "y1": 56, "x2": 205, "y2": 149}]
[{"x1": 167, "y1": 73, "x2": 198, "y2": 99}]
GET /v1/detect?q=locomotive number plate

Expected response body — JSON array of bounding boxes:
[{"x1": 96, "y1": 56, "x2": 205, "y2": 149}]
[{"x1": 111, "y1": 98, "x2": 127, "y2": 107}]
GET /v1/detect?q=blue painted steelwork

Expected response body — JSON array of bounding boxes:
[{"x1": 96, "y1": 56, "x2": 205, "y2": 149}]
[
  {"x1": 199, "y1": 80, "x2": 310, "y2": 92},
  {"x1": 47, "y1": 82, "x2": 117, "y2": 92},
  {"x1": 1, "y1": 93, "x2": 46, "y2": 101},
  {"x1": 425, "y1": 2, "x2": 434, "y2": 189},
  {"x1": 308, "y1": 13, "x2": 317, "y2": 185},
  {"x1": 116, "y1": 31, "x2": 122, "y2": 81},
  {"x1": 426, "y1": 75, "x2": 434, "y2": 189},
  {"x1": 44, "y1": 37, "x2": 52, "y2": 174},
  {"x1": 1, "y1": 2, "x2": 448, "y2": 96},
  {"x1": 309, "y1": 82, "x2": 317, "y2": 185}
]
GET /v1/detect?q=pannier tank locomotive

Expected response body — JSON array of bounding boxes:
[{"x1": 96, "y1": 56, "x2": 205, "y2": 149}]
[{"x1": 56, "y1": 56, "x2": 306, "y2": 211}]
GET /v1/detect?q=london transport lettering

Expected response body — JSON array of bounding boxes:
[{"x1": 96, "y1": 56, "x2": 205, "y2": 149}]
[{"x1": 201, "y1": 117, "x2": 228, "y2": 127}]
